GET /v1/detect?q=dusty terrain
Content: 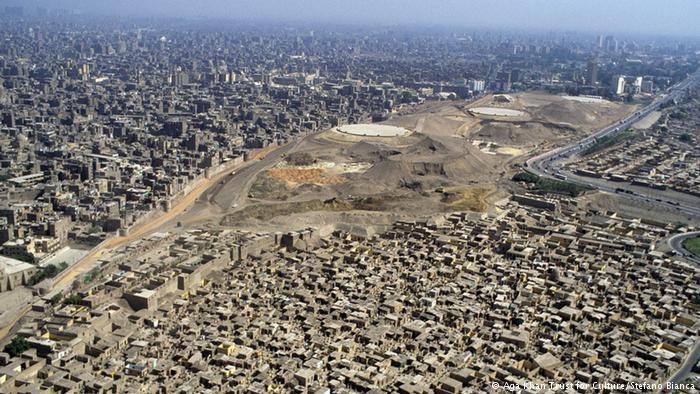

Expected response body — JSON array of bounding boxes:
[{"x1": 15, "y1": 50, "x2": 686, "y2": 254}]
[
  {"x1": 581, "y1": 192, "x2": 700, "y2": 228},
  {"x1": 201, "y1": 92, "x2": 635, "y2": 232},
  {"x1": 0, "y1": 147, "x2": 279, "y2": 341},
  {"x1": 0, "y1": 93, "x2": 639, "y2": 341}
]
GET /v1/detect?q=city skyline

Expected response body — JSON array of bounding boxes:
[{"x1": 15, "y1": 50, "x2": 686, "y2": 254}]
[
  {"x1": 0, "y1": 3, "x2": 699, "y2": 392},
  {"x1": 1, "y1": 0, "x2": 700, "y2": 37}
]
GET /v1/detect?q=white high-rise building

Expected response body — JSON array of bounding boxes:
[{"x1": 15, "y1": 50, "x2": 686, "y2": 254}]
[
  {"x1": 613, "y1": 75, "x2": 626, "y2": 95},
  {"x1": 469, "y1": 79, "x2": 485, "y2": 93},
  {"x1": 633, "y1": 77, "x2": 643, "y2": 94}
]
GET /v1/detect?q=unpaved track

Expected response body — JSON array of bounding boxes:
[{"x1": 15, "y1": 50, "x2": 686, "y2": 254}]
[{"x1": 0, "y1": 144, "x2": 283, "y2": 341}]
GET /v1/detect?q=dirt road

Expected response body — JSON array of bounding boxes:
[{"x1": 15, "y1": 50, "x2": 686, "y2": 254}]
[{"x1": 0, "y1": 145, "x2": 280, "y2": 341}]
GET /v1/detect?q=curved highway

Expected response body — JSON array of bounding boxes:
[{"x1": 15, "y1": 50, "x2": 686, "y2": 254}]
[
  {"x1": 668, "y1": 231, "x2": 700, "y2": 264},
  {"x1": 524, "y1": 70, "x2": 700, "y2": 389},
  {"x1": 525, "y1": 67, "x2": 700, "y2": 217},
  {"x1": 659, "y1": 232, "x2": 700, "y2": 391}
]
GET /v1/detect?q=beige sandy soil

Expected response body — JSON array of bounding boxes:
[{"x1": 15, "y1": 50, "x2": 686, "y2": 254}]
[
  {"x1": 581, "y1": 192, "x2": 700, "y2": 227},
  {"x1": 0, "y1": 288, "x2": 32, "y2": 328},
  {"x1": 0, "y1": 93, "x2": 638, "y2": 341},
  {"x1": 631, "y1": 111, "x2": 662, "y2": 130},
  {"x1": 0, "y1": 147, "x2": 277, "y2": 341},
  {"x1": 212, "y1": 93, "x2": 635, "y2": 231}
]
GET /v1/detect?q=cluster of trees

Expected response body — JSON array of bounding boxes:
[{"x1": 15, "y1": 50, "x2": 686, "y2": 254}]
[
  {"x1": 581, "y1": 132, "x2": 632, "y2": 156},
  {"x1": 285, "y1": 152, "x2": 316, "y2": 166},
  {"x1": 48, "y1": 292, "x2": 83, "y2": 306},
  {"x1": 513, "y1": 172, "x2": 592, "y2": 197},
  {"x1": 3, "y1": 337, "x2": 29, "y2": 357},
  {"x1": 28, "y1": 262, "x2": 69, "y2": 286},
  {"x1": 83, "y1": 267, "x2": 100, "y2": 284},
  {"x1": 62, "y1": 294, "x2": 83, "y2": 305},
  {"x1": 669, "y1": 110, "x2": 687, "y2": 120}
]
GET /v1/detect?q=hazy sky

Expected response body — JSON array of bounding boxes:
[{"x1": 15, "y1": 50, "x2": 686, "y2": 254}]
[{"x1": 5, "y1": 0, "x2": 700, "y2": 36}]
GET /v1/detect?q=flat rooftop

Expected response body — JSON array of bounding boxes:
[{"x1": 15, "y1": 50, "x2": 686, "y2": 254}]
[{"x1": 0, "y1": 255, "x2": 35, "y2": 275}]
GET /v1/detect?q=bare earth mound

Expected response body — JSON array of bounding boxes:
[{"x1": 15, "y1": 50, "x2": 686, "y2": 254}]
[
  {"x1": 267, "y1": 167, "x2": 343, "y2": 185},
  {"x1": 210, "y1": 93, "x2": 635, "y2": 230}
]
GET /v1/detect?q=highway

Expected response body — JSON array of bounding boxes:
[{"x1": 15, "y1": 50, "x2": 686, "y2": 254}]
[
  {"x1": 668, "y1": 231, "x2": 700, "y2": 265},
  {"x1": 525, "y1": 67, "x2": 700, "y2": 218},
  {"x1": 210, "y1": 140, "x2": 301, "y2": 210},
  {"x1": 524, "y1": 70, "x2": 700, "y2": 389},
  {"x1": 659, "y1": 340, "x2": 700, "y2": 393},
  {"x1": 659, "y1": 231, "x2": 700, "y2": 391}
]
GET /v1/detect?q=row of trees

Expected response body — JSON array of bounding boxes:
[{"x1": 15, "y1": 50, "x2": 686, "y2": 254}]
[
  {"x1": 513, "y1": 172, "x2": 592, "y2": 197},
  {"x1": 28, "y1": 262, "x2": 69, "y2": 286}
]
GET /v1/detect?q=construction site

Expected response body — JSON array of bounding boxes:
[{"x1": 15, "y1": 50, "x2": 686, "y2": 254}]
[{"x1": 196, "y1": 93, "x2": 637, "y2": 236}]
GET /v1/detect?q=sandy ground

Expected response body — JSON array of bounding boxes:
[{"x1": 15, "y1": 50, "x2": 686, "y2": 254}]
[
  {"x1": 0, "y1": 93, "x2": 638, "y2": 341},
  {"x1": 469, "y1": 107, "x2": 527, "y2": 117},
  {"x1": 210, "y1": 93, "x2": 635, "y2": 233},
  {"x1": 392, "y1": 93, "x2": 638, "y2": 155},
  {"x1": 0, "y1": 146, "x2": 278, "y2": 341},
  {"x1": 0, "y1": 288, "x2": 32, "y2": 327},
  {"x1": 561, "y1": 95, "x2": 608, "y2": 104},
  {"x1": 40, "y1": 247, "x2": 89, "y2": 268},
  {"x1": 581, "y1": 192, "x2": 700, "y2": 227},
  {"x1": 632, "y1": 111, "x2": 662, "y2": 129}
]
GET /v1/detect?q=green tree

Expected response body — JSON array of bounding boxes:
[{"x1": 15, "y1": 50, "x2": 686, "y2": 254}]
[
  {"x1": 83, "y1": 267, "x2": 100, "y2": 284},
  {"x1": 4, "y1": 336, "x2": 30, "y2": 357},
  {"x1": 28, "y1": 262, "x2": 69, "y2": 286},
  {"x1": 62, "y1": 294, "x2": 83, "y2": 306},
  {"x1": 50, "y1": 292, "x2": 63, "y2": 305}
]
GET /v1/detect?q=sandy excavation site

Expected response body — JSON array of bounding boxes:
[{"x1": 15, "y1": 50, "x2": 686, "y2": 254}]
[{"x1": 190, "y1": 92, "x2": 635, "y2": 235}]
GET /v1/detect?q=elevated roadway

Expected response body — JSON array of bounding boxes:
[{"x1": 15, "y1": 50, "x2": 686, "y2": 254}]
[
  {"x1": 525, "y1": 69, "x2": 700, "y2": 391},
  {"x1": 525, "y1": 68, "x2": 700, "y2": 218}
]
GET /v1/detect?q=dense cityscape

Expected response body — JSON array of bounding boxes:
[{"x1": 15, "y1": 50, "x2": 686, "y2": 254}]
[{"x1": 0, "y1": 3, "x2": 699, "y2": 393}]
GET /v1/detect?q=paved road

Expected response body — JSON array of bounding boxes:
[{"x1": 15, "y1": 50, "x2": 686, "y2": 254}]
[
  {"x1": 0, "y1": 142, "x2": 289, "y2": 343},
  {"x1": 524, "y1": 69, "x2": 700, "y2": 389},
  {"x1": 211, "y1": 140, "x2": 301, "y2": 210},
  {"x1": 660, "y1": 341, "x2": 700, "y2": 392},
  {"x1": 525, "y1": 68, "x2": 700, "y2": 218},
  {"x1": 668, "y1": 232, "x2": 700, "y2": 264},
  {"x1": 661, "y1": 231, "x2": 700, "y2": 390},
  {"x1": 554, "y1": 171, "x2": 700, "y2": 217},
  {"x1": 1, "y1": 129, "x2": 326, "y2": 344}
]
